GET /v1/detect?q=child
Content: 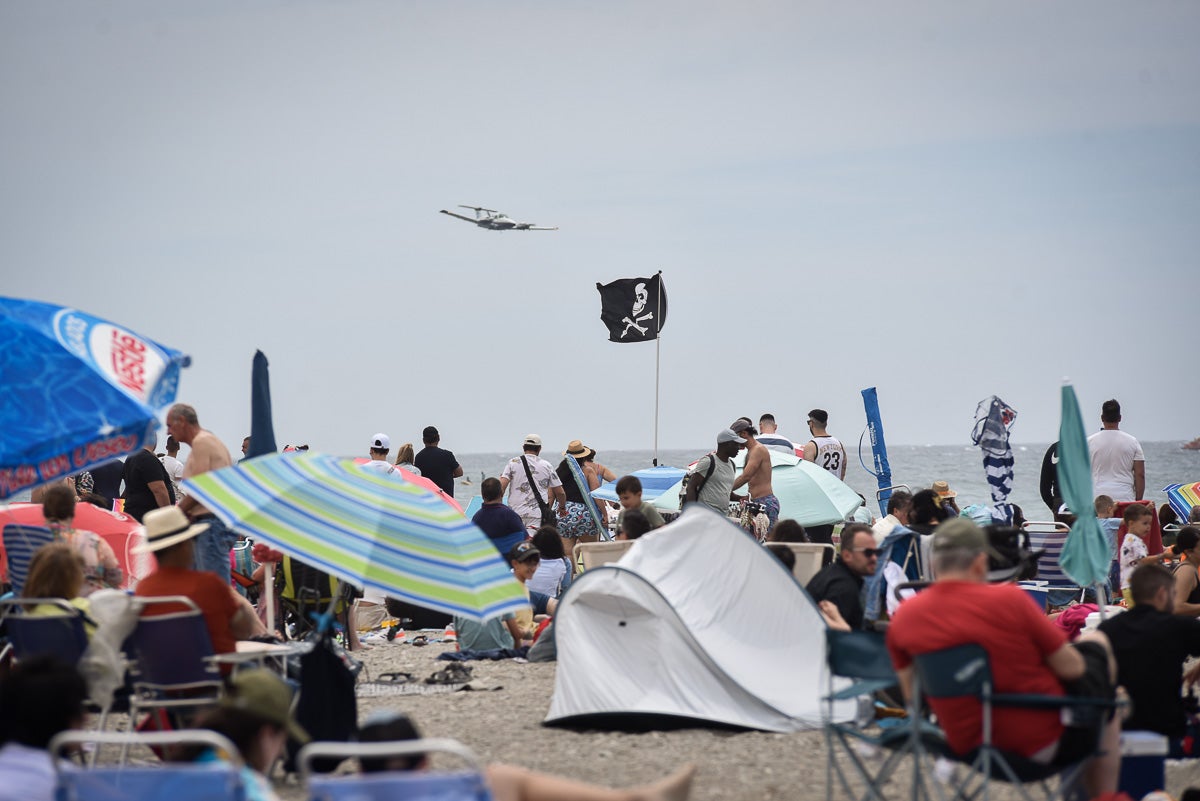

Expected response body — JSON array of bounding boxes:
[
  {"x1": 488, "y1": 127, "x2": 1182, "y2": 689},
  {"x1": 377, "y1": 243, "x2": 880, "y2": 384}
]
[
  {"x1": 1119, "y1": 504, "x2": 1169, "y2": 605},
  {"x1": 1095, "y1": 495, "x2": 1122, "y2": 594},
  {"x1": 617, "y1": 510, "x2": 652, "y2": 541},
  {"x1": 615, "y1": 476, "x2": 665, "y2": 533}
]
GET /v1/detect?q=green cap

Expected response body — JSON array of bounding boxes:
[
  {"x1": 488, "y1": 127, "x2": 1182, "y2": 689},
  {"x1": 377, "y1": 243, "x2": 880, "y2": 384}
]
[
  {"x1": 932, "y1": 517, "x2": 1002, "y2": 561},
  {"x1": 221, "y1": 669, "x2": 310, "y2": 744}
]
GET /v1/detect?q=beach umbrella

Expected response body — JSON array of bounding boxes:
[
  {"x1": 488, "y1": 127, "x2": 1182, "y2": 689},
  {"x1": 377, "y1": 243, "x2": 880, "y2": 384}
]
[
  {"x1": 350, "y1": 458, "x2": 465, "y2": 514},
  {"x1": 591, "y1": 466, "x2": 687, "y2": 504},
  {"x1": 970, "y1": 395, "x2": 1018, "y2": 524},
  {"x1": 183, "y1": 453, "x2": 525, "y2": 620},
  {"x1": 1163, "y1": 482, "x2": 1200, "y2": 524},
  {"x1": 0, "y1": 297, "x2": 189, "y2": 500},
  {"x1": 248, "y1": 350, "x2": 278, "y2": 459},
  {"x1": 1057, "y1": 384, "x2": 1110, "y2": 589},
  {"x1": 0, "y1": 502, "x2": 150, "y2": 590}
]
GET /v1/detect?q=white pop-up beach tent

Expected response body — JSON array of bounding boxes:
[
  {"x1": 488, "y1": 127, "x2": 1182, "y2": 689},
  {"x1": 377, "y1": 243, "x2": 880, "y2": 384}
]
[{"x1": 544, "y1": 506, "x2": 850, "y2": 732}]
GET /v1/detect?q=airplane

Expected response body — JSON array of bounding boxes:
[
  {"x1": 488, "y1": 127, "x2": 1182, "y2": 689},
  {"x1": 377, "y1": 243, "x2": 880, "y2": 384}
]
[{"x1": 439, "y1": 205, "x2": 558, "y2": 231}]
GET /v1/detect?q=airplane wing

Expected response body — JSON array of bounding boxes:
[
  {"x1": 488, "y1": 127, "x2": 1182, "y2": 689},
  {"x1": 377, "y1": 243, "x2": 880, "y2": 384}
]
[
  {"x1": 515, "y1": 224, "x2": 558, "y2": 231},
  {"x1": 440, "y1": 210, "x2": 479, "y2": 224}
]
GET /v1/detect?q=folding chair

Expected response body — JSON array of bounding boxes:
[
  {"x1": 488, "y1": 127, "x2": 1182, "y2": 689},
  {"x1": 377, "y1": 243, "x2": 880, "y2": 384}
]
[
  {"x1": 298, "y1": 738, "x2": 488, "y2": 801},
  {"x1": 910, "y1": 642, "x2": 1113, "y2": 801},
  {"x1": 824, "y1": 629, "x2": 940, "y2": 801},
  {"x1": 785, "y1": 542, "x2": 835, "y2": 585},
  {"x1": 1023, "y1": 522, "x2": 1086, "y2": 606},
  {"x1": 572, "y1": 539, "x2": 633, "y2": 572},
  {"x1": 2, "y1": 523, "x2": 55, "y2": 596},
  {"x1": 51, "y1": 730, "x2": 246, "y2": 801},
  {"x1": 0, "y1": 597, "x2": 89, "y2": 665},
  {"x1": 277, "y1": 555, "x2": 353, "y2": 642},
  {"x1": 125, "y1": 596, "x2": 224, "y2": 762}
]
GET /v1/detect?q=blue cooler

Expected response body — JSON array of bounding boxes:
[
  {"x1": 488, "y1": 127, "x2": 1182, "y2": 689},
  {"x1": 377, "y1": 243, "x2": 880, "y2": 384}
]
[
  {"x1": 1118, "y1": 730, "x2": 1167, "y2": 799},
  {"x1": 1017, "y1": 580, "x2": 1049, "y2": 612}
]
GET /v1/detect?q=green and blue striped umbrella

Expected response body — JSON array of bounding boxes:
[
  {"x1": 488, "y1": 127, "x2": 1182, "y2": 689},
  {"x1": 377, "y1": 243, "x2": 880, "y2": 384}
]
[{"x1": 184, "y1": 452, "x2": 525, "y2": 621}]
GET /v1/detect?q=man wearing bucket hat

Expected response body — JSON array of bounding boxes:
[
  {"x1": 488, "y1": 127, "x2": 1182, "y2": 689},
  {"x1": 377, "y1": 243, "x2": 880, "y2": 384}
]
[
  {"x1": 886, "y1": 518, "x2": 1122, "y2": 797},
  {"x1": 135, "y1": 506, "x2": 266, "y2": 655}
]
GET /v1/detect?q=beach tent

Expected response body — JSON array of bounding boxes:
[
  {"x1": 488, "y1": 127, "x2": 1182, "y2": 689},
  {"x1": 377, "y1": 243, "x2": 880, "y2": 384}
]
[{"x1": 544, "y1": 506, "x2": 848, "y2": 732}]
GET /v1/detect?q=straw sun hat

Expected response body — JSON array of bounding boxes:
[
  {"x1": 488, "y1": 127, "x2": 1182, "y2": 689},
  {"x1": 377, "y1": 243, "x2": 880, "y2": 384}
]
[
  {"x1": 132, "y1": 506, "x2": 211, "y2": 554},
  {"x1": 563, "y1": 440, "x2": 594, "y2": 460}
]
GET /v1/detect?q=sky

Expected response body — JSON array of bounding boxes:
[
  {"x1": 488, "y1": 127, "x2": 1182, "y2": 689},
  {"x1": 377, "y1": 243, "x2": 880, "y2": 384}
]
[{"x1": 3, "y1": 1, "x2": 1198, "y2": 457}]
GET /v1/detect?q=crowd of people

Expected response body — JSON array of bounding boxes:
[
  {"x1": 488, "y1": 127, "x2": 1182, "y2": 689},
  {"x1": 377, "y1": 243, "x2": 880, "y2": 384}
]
[{"x1": 6, "y1": 395, "x2": 1200, "y2": 799}]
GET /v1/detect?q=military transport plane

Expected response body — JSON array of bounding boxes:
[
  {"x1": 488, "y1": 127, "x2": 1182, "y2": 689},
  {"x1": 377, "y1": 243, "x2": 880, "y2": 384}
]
[{"x1": 439, "y1": 205, "x2": 558, "y2": 231}]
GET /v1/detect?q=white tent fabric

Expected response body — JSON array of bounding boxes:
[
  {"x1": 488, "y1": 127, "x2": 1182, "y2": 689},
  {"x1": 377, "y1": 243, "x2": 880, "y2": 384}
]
[{"x1": 545, "y1": 506, "x2": 851, "y2": 732}]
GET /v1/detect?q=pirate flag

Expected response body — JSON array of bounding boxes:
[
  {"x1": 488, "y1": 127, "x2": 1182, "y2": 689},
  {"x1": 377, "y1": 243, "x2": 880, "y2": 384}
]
[{"x1": 596, "y1": 274, "x2": 668, "y2": 343}]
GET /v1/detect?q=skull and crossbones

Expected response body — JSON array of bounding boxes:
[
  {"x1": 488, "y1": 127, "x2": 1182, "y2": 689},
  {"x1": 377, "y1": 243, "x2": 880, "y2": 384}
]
[{"x1": 620, "y1": 282, "x2": 654, "y2": 337}]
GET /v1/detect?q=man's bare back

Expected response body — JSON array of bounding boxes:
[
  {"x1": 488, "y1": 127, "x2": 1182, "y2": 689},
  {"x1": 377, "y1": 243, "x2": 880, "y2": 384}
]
[{"x1": 182, "y1": 429, "x2": 233, "y2": 479}]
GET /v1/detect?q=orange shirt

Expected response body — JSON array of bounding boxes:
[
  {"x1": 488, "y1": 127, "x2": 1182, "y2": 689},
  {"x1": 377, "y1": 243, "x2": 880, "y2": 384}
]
[{"x1": 136, "y1": 566, "x2": 238, "y2": 655}]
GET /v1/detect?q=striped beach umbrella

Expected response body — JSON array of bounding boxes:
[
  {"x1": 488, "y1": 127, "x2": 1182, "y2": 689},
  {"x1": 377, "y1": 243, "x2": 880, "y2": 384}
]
[
  {"x1": 183, "y1": 452, "x2": 526, "y2": 621},
  {"x1": 1163, "y1": 482, "x2": 1200, "y2": 524}
]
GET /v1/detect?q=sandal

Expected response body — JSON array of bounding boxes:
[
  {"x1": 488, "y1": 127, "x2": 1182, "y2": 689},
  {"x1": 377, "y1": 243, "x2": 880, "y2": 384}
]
[
  {"x1": 410, "y1": 635, "x2": 428, "y2": 647},
  {"x1": 377, "y1": 671, "x2": 416, "y2": 684},
  {"x1": 425, "y1": 664, "x2": 473, "y2": 685}
]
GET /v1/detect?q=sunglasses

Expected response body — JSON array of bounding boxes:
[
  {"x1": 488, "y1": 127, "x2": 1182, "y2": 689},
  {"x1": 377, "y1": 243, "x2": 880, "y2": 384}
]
[{"x1": 853, "y1": 547, "x2": 881, "y2": 558}]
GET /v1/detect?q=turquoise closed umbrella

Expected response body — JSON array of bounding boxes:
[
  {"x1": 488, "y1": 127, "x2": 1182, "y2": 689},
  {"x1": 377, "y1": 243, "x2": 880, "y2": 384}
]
[{"x1": 1058, "y1": 384, "x2": 1110, "y2": 589}]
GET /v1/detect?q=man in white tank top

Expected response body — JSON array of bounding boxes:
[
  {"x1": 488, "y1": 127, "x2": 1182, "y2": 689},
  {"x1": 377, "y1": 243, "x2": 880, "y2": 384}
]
[{"x1": 803, "y1": 408, "x2": 846, "y2": 480}]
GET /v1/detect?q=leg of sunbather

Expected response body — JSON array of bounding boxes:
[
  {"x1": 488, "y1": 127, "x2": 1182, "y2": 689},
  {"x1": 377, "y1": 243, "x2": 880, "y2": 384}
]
[{"x1": 485, "y1": 762, "x2": 695, "y2": 801}]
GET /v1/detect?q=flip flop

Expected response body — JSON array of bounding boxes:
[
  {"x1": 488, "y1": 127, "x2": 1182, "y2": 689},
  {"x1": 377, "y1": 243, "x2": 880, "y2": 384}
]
[
  {"x1": 377, "y1": 671, "x2": 416, "y2": 684},
  {"x1": 411, "y1": 635, "x2": 428, "y2": 647},
  {"x1": 425, "y1": 664, "x2": 473, "y2": 685}
]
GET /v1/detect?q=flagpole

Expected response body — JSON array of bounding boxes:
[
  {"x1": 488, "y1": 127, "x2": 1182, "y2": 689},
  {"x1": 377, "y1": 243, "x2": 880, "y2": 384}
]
[{"x1": 653, "y1": 270, "x2": 662, "y2": 467}]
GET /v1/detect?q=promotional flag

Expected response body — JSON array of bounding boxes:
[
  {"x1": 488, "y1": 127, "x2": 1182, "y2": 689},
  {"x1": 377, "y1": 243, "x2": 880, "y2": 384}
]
[{"x1": 596, "y1": 274, "x2": 667, "y2": 343}]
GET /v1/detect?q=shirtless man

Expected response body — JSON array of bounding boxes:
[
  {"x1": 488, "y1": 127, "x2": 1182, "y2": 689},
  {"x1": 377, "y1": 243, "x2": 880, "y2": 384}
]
[
  {"x1": 167, "y1": 403, "x2": 237, "y2": 583},
  {"x1": 730, "y1": 418, "x2": 780, "y2": 528}
]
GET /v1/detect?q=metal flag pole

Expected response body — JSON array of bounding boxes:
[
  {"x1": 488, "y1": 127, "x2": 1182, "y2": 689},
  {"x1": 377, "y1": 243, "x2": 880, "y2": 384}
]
[{"x1": 653, "y1": 270, "x2": 662, "y2": 467}]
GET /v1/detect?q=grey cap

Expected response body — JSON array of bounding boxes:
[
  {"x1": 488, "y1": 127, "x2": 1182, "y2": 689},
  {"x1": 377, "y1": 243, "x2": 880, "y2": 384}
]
[{"x1": 716, "y1": 428, "x2": 742, "y2": 445}]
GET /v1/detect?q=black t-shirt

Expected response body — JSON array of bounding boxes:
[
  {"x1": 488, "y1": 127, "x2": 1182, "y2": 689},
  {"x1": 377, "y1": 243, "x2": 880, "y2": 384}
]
[
  {"x1": 413, "y1": 446, "x2": 460, "y2": 497},
  {"x1": 1099, "y1": 605, "x2": 1200, "y2": 737},
  {"x1": 90, "y1": 459, "x2": 125, "y2": 504},
  {"x1": 122, "y1": 449, "x2": 176, "y2": 522},
  {"x1": 555, "y1": 461, "x2": 586, "y2": 504},
  {"x1": 805, "y1": 559, "x2": 866, "y2": 630}
]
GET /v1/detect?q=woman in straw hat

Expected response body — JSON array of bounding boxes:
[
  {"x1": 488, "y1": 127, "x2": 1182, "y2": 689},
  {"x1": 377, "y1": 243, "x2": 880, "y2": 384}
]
[{"x1": 554, "y1": 441, "x2": 606, "y2": 553}]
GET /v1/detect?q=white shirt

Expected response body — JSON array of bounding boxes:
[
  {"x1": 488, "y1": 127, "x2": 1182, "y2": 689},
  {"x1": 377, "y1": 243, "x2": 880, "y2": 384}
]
[
  {"x1": 808, "y1": 435, "x2": 847, "y2": 480},
  {"x1": 0, "y1": 743, "x2": 59, "y2": 801},
  {"x1": 756, "y1": 433, "x2": 797, "y2": 456},
  {"x1": 528, "y1": 557, "x2": 571, "y2": 598},
  {"x1": 359, "y1": 459, "x2": 395, "y2": 474},
  {"x1": 872, "y1": 513, "x2": 902, "y2": 545},
  {"x1": 159, "y1": 454, "x2": 184, "y2": 497},
  {"x1": 1088, "y1": 429, "x2": 1144, "y2": 502},
  {"x1": 500, "y1": 454, "x2": 562, "y2": 527}
]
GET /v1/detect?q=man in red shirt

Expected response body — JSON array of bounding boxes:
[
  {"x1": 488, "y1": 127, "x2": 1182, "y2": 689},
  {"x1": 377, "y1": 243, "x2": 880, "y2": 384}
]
[
  {"x1": 886, "y1": 518, "x2": 1121, "y2": 797},
  {"x1": 134, "y1": 506, "x2": 265, "y2": 655}
]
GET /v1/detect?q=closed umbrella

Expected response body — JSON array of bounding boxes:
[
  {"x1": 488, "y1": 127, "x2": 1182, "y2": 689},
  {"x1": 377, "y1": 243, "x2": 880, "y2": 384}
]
[
  {"x1": 183, "y1": 453, "x2": 525, "y2": 620},
  {"x1": 0, "y1": 297, "x2": 189, "y2": 499},
  {"x1": 1058, "y1": 384, "x2": 1110, "y2": 590}
]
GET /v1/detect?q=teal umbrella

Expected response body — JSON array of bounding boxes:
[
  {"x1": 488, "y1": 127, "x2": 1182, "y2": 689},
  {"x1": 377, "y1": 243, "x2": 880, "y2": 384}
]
[{"x1": 1058, "y1": 384, "x2": 1109, "y2": 588}]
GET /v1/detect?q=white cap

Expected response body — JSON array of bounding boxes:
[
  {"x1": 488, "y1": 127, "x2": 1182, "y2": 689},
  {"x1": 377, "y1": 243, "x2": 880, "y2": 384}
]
[
  {"x1": 523, "y1": 434, "x2": 542, "y2": 448},
  {"x1": 370, "y1": 433, "x2": 390, "y2": 451}
]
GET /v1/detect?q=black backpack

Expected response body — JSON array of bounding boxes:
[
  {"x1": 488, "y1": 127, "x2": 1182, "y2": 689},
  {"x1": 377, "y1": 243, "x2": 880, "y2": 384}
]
[{"x1": 284, "y1": 630, "x2": 357, "y2": 773}]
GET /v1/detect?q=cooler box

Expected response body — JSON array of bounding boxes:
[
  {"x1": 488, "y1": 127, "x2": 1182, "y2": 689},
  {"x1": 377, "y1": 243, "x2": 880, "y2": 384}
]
[
  {"x1": 1118, "y1": 730, "x2": 1167, "y2": 799},
  {"x1": 1017, "y1": 580, "x2": 1049, "y2": 612}
]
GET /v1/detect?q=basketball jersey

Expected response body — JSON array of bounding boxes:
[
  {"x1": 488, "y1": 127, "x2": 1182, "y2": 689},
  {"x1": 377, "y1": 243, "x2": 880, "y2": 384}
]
[{"x1": 809, "y1": 435, "x2": 846, "y2": 479}]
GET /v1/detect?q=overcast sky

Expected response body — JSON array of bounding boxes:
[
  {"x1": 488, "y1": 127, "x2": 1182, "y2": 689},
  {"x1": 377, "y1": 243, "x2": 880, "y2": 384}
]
[{"x1": 3, "y1": 1, "x2": 1197, "y2": 457}]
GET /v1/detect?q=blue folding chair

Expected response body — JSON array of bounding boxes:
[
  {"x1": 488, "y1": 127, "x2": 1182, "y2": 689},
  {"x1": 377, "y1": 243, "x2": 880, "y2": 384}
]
[
  {"x1": 0, "y1": 597, "x2": 89, "y2": 664},
  {"x1": 911, "y1": 643, "x2": 1113, "y2": 801},
  {"x1": 823, "y1": 629, "x2": 941, "y2": 801},
  {"x1": 124, "y1": 596, "x2": 224, "y2": 762},
  {"x1": 299, "y1": 738, "x2": 490, "y2": 801},
  {"x1": 2, "y1": 523, "x2": 54, "y2": 597},
  {"x1": 51, "y1": 730, "x2": 247, "y2": 801}
]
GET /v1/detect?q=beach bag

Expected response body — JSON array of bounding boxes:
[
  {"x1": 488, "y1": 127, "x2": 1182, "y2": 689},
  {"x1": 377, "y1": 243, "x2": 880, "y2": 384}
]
[
  {"x1": 521, "y1": 456, "x2": 558, "y2": 527},
  {"x1": 284, "y1": 630, "x2": 358, "y2": 774}
]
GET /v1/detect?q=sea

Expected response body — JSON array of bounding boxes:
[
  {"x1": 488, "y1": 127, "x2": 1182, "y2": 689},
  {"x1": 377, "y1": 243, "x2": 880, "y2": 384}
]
[{"x1": 453, "y1": 441, "x2": 1199, "y2": 520}]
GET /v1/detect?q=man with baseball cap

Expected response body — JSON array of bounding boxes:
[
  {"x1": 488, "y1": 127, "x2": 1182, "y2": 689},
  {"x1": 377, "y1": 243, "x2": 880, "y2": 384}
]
[
  {"x1": 135, "y1": 506, "x2": 267, "y2": 656},
  {"x1": 360, "y1": 433, "x2": 393, "y2": 473},
  {"x1": 499, "y1": 434, "x2": 566, "y2": 533},
  {"x1": 886, "y1": 518, "x2": 1121, "y2": 796},
  {"x1": 684, "y1": 429, "x2": 743, "y2": 517},
  {"x1": 414, "y1": 425, "x2": 463, "y2": 497},
  {"x1": 730, "y1": 417, "x2": 779, "y2": 528}
]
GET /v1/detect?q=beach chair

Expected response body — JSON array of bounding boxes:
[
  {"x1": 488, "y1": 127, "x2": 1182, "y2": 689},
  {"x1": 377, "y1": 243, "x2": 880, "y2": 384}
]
[
  {"x1": 1022, "y1": 521, "x2": 1085, "y2": 606},
  {"x1": 125, "y1": 596, "x2": 223, "y2": 761},
  {"x1": 2, "y1": 523, "x2": 54, "y2": 597},
  {"x1": 573, "y1": 539, "x2": 634, "y2": 572},
  {"x1": 910, "y1": 642, "x2": 1113, "y2": 801},
  {"x1": 51, "y1": 730, "x2": 246, "y2": 801},
  {"x1": 823, "y1": 629, "x2": 940, "y2": 801},
  {"x1": 298, "y1": 738, "x2": 488, "y2": 801},
  {"x1": 277, "y1": 555, "x2": 353, "y2": 642},
  {"x1": 0, "y1": 596, "x2": 89, "y2": 664},
  {"x1": 784, "y1": 542, "x2": 835, "y2": 585}
]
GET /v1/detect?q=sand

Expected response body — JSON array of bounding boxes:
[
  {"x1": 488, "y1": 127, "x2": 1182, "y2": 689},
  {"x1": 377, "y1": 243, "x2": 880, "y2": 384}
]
[{"x1": 260, "y1": 634, "x2": 1200, "y2": 801}]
